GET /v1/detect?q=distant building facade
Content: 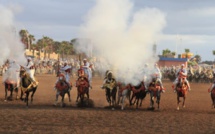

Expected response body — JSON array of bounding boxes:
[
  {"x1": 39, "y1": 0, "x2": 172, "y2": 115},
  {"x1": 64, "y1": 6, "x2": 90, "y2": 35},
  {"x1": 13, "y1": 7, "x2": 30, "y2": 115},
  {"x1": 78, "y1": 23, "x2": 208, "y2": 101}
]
[{"x1": 158, "y1": 57, "x2": 188, "y2": 67}]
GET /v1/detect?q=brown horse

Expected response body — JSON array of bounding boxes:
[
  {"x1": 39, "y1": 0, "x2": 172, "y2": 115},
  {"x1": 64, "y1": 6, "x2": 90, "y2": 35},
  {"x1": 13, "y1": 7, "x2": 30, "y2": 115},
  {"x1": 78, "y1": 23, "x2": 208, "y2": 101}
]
[
  {"x1": 176, "y1": 79, "x2": 189, "y2": 110},
  {"x1": 76, "y1": 76, "x2": 90, "y2": 103},
  {"x1": 208, "y1": 84, "x2": 215, "y2": 109},
  {"x1": 117, "y1": 82, "x2": 131, "y2": 110},
  {"x1": 54, "y1": 78, "x2": 72, "y2": 107},
  {"x1": 148, "y1": 77, "x2": 164, "y2": 110},
  {"x1": 129, "y1": 81, "x2": 148, "y2": 109},
  {"x1": 211, "y1": 89, "x2": 215, "y2": 109}
]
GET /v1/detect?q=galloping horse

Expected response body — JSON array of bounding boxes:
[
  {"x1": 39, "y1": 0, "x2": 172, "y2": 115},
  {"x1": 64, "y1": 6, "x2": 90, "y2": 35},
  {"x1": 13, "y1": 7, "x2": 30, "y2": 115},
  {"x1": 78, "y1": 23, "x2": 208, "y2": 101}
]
[
  {"x1": 175, "y1": 78, "x2": 189, "y2": 110},
  {"x1": 3, "y1": 66, "x2": 20, "y2": 101},
  {"x1": 208, "y1": 84, "x2": 215, "y2": 109},
  {"x1": 148, "y1": 77, "x2": 163, "y2": 110},
  {"x1": 4, "y1": 80, "x2": 19, "y2": 101},
  {"x1": 54, "y1": 73, "x2": 72, "y2": 107},
  {"x1": 102, "y1": 71, "x2": 117, "y2": 109},
  {"x1": 75, "y1": 68, "x2": 90, "y2": 104},
  {"x1": 20, "y1": 70, "x2": 38, "y2": 107},
  {"x1": 117, "y1": 82, "x2": 131, "y2": 110},
  {"x1": 210, "y1": 89, "x2": 215, "y2": 109},
  {"x1": 129, "y1": 81, "x2": 147, "y2": 109}
]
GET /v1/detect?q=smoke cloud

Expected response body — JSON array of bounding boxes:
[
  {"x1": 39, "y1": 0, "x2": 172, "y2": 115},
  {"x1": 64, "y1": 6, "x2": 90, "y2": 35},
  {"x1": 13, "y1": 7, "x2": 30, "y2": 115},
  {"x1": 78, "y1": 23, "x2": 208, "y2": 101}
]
[
  {"x1": 75, "y1": 0, "x2": 166, "y2": 85},
  {"x1": 0, "y1": 4, "x2": 27, "y2": 83},
  {"x1": 0, "y1": 4, "x2": 26, "y2": 66}
]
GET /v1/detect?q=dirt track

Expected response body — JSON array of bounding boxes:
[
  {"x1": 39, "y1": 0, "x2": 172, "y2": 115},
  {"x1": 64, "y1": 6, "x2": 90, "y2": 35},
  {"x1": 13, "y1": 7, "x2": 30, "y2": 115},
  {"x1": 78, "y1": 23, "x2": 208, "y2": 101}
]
[{"x1": 0, "y1": 74, "x2": 215, "y2": 134}]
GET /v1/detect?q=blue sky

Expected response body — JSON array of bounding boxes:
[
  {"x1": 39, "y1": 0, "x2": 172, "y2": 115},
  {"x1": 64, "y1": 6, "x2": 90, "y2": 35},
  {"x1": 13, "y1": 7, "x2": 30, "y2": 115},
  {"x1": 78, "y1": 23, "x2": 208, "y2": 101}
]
[{"x1": 1, "y1": 0, "x2": 215, "y2": 61}]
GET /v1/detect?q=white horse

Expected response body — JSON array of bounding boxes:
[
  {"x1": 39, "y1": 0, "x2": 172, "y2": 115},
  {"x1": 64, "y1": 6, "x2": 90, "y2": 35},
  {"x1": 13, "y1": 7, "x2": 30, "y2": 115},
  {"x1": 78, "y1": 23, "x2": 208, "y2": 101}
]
[{"x1": 117, "y1": 82, "x2": 131, "y2": 110}]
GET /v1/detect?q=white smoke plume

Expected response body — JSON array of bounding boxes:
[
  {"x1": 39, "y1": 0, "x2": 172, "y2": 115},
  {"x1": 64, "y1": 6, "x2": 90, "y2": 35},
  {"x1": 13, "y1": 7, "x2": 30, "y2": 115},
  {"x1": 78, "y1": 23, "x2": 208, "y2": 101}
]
[
  {"x1": 76, "y1": 0, "x2": 166, "y2": 85},
  {"x1": 0, "y1": 4, "x2": 27, "y2": 82},
  {"x1": 0, "y1": 5, "x2": 26, "y2": 66}
]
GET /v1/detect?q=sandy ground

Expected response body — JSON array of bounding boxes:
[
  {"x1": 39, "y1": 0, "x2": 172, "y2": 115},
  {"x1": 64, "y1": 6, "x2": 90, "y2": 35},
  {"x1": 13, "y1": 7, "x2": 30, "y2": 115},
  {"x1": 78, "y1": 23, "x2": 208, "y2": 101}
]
[{"x1": 0, "y1": 74, "x2": 215, "y2": 134}]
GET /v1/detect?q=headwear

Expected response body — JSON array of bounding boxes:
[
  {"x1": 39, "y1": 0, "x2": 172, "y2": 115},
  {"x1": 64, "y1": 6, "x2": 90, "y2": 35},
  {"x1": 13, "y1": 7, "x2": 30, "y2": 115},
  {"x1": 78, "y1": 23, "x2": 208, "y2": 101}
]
[
  {"x1": 83, "y1": 58, "x2": 87, "y2": 61},
  {"x1": 27, "y1": 57, "x2": 31, "y2": 60},
  {"x1": 181, "y1": 64, "x2": 185, "y2": 67}
]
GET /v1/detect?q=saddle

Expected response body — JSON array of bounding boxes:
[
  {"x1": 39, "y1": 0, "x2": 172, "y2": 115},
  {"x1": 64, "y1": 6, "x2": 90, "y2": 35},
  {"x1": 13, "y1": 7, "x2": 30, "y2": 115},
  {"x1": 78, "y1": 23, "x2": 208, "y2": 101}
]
[{"x1": 55, "y1": 80, "x2": 69, "y2": 91}]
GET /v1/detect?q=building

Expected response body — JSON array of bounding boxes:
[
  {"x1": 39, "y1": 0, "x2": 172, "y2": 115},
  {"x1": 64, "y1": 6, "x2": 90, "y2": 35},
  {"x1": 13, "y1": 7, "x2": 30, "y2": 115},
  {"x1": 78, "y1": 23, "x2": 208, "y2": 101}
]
[{"x1": 158, "y1": 57, "x2": 188, "y2": 67}]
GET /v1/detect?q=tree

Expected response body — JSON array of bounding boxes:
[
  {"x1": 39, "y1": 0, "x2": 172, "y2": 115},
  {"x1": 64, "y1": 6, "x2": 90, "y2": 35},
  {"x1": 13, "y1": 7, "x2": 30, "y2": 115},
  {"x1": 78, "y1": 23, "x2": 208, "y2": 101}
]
[
  {"x1": 162, "y1": 49, "x2": 176, "y2": 58},
  {"x1": 185, "y1": 48, "x2": 190, "y2": 58},
  {"x1": 19, "y1": 29, "x2": 29, "y2": 49}
]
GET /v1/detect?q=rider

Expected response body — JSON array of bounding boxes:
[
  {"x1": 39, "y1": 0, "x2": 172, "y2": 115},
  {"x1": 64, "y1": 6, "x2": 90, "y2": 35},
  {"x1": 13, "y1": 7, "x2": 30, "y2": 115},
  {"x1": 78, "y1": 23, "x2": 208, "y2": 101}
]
[
  {"x1": 25, "y1": 57, "x2": 35, "y2": 81},
  {"x1": 59, "y1": 61, "x2": 72, "y2": 89},
  {"x1": 82, "y1": 58, "x2": 92, "y2": 89},
  {"x1": 209, "y1": 80, "x2": 215, "y2": 93},
  {"x1": 173, "y1": 64, "x2": 191, "y2": 92},
  {"x1": 151, "y1": 63, "x2": 165, "y2": 93}
]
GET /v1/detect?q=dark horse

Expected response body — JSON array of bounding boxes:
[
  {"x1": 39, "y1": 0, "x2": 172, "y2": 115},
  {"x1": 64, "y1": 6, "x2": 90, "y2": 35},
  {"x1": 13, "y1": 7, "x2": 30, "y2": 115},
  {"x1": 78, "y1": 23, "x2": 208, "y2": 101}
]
[
  {"x1": 129, "y1": 81, "x2": 148, "y2": 109},
  {"x1": 76, "y1": 76, "x2": 90, "y2": 103},
  {"x1": 148, "y1": 77, "x2": 164, "y2": 110},
  {"x1": 175, "y1": 78, "x2": 189, "y2": 110},
  {"x1": 208, "y1": 84, "x2": 215, "y2": 109},
  {"x1": 211, "y1": 89, "x2": 215, "y2": 109},
  {"x1": 54, "y1": 74, "x2": 72, "y2": 107},
  {"x1": 4, "y1": 80, "x2": 19, "y2": 101},
  {"x1": 102, "y1": 72, "x2": 117, "y2": 110},
  {"x1": 20, "y1": 70, "x2": 38, "y2": 107}
]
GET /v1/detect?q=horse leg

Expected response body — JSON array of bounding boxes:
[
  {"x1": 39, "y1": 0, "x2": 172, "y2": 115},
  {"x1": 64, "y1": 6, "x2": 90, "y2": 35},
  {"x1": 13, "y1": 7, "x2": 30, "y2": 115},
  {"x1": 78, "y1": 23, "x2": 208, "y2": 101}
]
[
  {"x1": 20, "y1": 90, "x2": 24, "y2": 101},
  {"x1": 182, "y1": 96, "x2": 186, "y2": 108},
  {"x1": 121, "y1": 96, "x2": 126, "y2": 110},
  {"x1": 4, "y1": 85, "x2": 8, "y2": 101},
  {"x1": 26, "y1": 92, "x2": 29, "y2": 108},
  {"x1": 67, "y1": 91, "x2": 71, "y2": 103},
  {"x1": 136, "y1": 98, "x2": 139, "y2": 109},
  {"x1": 177, "y1": 94, "x2": 180, "y2": 110},
  {"x1": 61, "y1": 94, "x2": 65, "y2": 107},
  {"x1": 129, "y1": 93, "x2": 136, "y2": 106},
  {"x1": 15, "y1": 87, "x2": 19, "y2": 100},
  {"x1": 55, "y1": 92, "x2": 59, "y2": 106},
  {"x1": 30, "y1": 88, "x2": 37, "y2": 104}
]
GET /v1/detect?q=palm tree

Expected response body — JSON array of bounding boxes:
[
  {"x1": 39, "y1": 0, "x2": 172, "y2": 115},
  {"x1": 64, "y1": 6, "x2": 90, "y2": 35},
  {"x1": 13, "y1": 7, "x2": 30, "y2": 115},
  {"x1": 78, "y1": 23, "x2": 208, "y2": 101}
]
[
  {"x1": 29, "y1": 34, "x2": 35, "y2": 50},
  {"x1": 185, "y1": 49, "x2": 190, "y2": 58},
  {"x1": 19, "y1": 29, "x2": 29, "y2": 49},
  {"x1": 194, "y1": 55, "x2": 201, "y2": 63}
]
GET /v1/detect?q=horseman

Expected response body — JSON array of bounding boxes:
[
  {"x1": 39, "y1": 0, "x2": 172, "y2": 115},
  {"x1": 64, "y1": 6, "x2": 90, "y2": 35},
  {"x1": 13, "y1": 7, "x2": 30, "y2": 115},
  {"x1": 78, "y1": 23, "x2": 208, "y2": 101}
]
[
  {"x1": 60, "y1": 61, "x2": 72, "y2": 89},
  {"x1": 25, "y1": 57, "x2": 35, "y2": 81},
  {"x1": 151, "y1": 63, "x2": 165, "y2": 93},
  {"x1": 209, "y1": 80, "x2": 215, "y2": 94},
  {"x1": 173, "y1": 64, "x2": 191, "y2": 92},
  {"x1": 82, "y1": 58, "x2": 92, "y2": 88}
]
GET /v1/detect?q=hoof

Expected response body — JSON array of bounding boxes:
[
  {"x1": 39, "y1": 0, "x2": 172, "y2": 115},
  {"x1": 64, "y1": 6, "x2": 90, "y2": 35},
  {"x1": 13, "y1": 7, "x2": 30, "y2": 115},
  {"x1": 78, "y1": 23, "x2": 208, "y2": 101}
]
[
  {"x1": 183, "y1": 105, "x2": 185, "y2": 108},
  {"x1": 177, "y1": 107, "x2": 179, "y2": 110},
  {"x1": 4, "y1": 99, "x2": 7, "y2": 102},
  {"x1": 112, "y1": 108, "x2": 115, "y2": 110}
]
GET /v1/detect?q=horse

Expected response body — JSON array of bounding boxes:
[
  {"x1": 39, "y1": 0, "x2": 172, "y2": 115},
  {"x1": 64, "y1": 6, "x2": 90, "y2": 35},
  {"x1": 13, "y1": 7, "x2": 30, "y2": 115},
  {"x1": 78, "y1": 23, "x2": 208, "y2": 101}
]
[
  {"x1": 54, "y1": 74, "x2": 72, "y2": 107},
  {"x1": 117, "y1": 82, "x2": 131, "y2": 110},
  {"x1": 175, "y1": 78, "x2": 189, "y2": 110},
  {"x1": 102, "y1": 71, "x2": 117, "y2": 110},
  {"x1": 129, "y1": 81, "x2": 148, "y2": 109},
  {"x1": 75, "y1": 76, "x2": 90, "y2": 104},
  {"x1": 4, "y1": 80, "x2": 19, "y2": 101},
  {"x1": 148, "y1": 77, "x2": 163, "y2": 110},
  {"x1": 208, "y1": 84, "x2": 215, "y2": 109},
  {"x1": 20, "y1": 70, "x2": 38, "y2": 107}
]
